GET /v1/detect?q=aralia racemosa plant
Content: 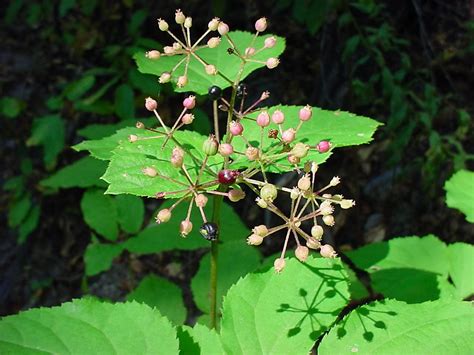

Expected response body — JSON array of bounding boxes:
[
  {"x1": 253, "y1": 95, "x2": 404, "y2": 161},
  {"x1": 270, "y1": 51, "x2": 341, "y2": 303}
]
[{"x1": 81, "y1": 10, "x2": 380, "y2": 328}]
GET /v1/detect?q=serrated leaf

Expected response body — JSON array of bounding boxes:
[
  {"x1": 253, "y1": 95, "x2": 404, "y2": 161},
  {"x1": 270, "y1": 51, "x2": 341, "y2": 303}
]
[
  {"x1": 230, "y1": 105, "x2": 381, "y2": 172},
  {"x1": 0, "y1": 299, "x2": 179, "y2": 354},
  {"x1": 445, "y1": 170, "x2": 474, "y2": 222},
  {"x1": 40, "y1": 157, "x2": 107, "y2": 189},
  {"x1": 84, "y1": 242, "x2": 124, "y2": 276},
  {"x1": 124, "y1": 199, "x2": 249, "y2": 254},
  {"x1": 448, "y1": 243, "x2": 474, "y2": 299},
  {"x1": 27, "y1": 115, "x2": 65, "y2": 167},
  {"x1": 191, "y1": 240, "x2": 261, "y2": 314},
  {"x1": 135, "y1": 31, "x2": 285, "y2": 95},
  {"x1": 114, "y1": 84, "x2": 135, "y2": 120},
  {"x1": 346, "y1": 235, "x2": 467, "y2": 303},
  {"x1": 127, "y1": 274, "x2": 186, "y2": 325},
  {"x1": 81, "y1": 189, "x2": 119, "y2": 240},
  {"x1": 177, "y1": 324, "x2": 224, "y2": 355},
  {"x1": 116, "y1": 194, "x2": 144, "y2": 234},
  {"x1": 220, "y1": 256, "x2": 349, "y2": 354},
  {"x1": 102, "y1": 129, "x2": 223, "y2": 198},
  {"x1": 319, "y1": 300, "x2": 474, "y2": 354}
]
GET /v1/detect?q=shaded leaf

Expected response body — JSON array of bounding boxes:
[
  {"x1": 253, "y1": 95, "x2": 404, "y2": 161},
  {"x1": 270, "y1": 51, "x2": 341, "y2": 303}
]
[
  {"x1": 114, "y1": 84, "x2": 135, "y2": 120},
  {"x1": 84, "y1": 242, "x2": 124, "y2": 276},
  {"x1": 27, "y1": 115, "x2": 65, "y2": 167},
  {"x1": 40, "y1": 157, "x2": 107, "y2": 189},
  {"x1": 448, "y1": 243, "x2": 474, "y2": 299},
  {"x1": 127, "y1": 274, "x2": 186, "y2": 325},
  {"x1": 81, "y1": 189, "x2": 119, "y2": 240},
  {"x1": 8, "y1": 194, "x2": 31, "y2": 228},
  {"x1": 18, "y1": 205, "x2": 40, "y2": 243},
  {"x1": 0, "y1": 96, "x2": 22, "y2": 118},
  {"x1": 64, "y1": 75, "x2": 96, "y2": 100},
  {"x1": 116, "y1": 194, "x2": 145, "y2": 234},
  {"x1": 191, "y1": 240, "x2": 261, "y2": 314}
]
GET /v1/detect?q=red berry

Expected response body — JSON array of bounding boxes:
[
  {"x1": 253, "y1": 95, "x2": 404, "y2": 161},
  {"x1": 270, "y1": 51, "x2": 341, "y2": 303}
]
[{"x1": 218, "y1": 169, "x2": 240, "y2": 184}]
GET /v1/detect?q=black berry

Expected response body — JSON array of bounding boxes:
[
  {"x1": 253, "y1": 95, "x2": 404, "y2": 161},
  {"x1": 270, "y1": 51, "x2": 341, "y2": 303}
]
[
  {"x1": 208, "y1": 85, "x2": 222, "y2": 101},
  {"x1": 227, "y1": 47, "x2": 235, "y2": 55},
  {"x1": 236, "y1": 83, "x2": 247, "y2": 98},
  {"x1": 218, "y1": 169, "x2": 240, "y2": 184},
  {"x1": 199, "y1": 222, "x2": 219, "y2": 241}
]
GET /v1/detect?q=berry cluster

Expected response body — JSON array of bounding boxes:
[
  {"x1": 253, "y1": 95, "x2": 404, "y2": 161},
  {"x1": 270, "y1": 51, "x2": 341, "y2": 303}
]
[{"x1": 128, "y1": 11, "x2": 355, "y2": 272}]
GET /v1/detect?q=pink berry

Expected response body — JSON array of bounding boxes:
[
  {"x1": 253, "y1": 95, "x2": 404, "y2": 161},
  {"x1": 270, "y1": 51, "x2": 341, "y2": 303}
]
[
  {"x1": 320, "y1": 244, "x2": 337, "y2": 258},
  {"x1": 245, "y1": 47, "x2": 256, "y2": 56},
  {"x1": 299, "y1": 105, "x2": 312, "y2": 121},
  {"x1": 182, "y1": 113, "x2": 194, "y2": 125},
  {"x1": 180, "y1": 220, "x2": 193, "y2": 237},
  {"x1": 271, "y1": 110, "x2": 284, "y2": 124},
  {"x1": 219, "y1": 143, "x2": 234, "y2": 157},
  {"x1": 266, "y1": 57, "x2": 279, "y2": 69},
  {"x1": 145, "y1": 97, "x2": 157, "y2": 111},
  {"x1": 255, "y1": 17, "x2": 267, "y2": 32},
  {"x1": 229, "y1": 120, "x2": 244, "y2": 136},
  {"x1": 264, "y1": 36, "x2": 276, "y2": 48},
  {"x1": 281, "y1": 128, "x2": 296, "y2": 144},
  {"x1": 316, "y1": 140, "x2": 331, "y2": 153},
  {"x1": 218, "y1": 22, "x2": 229, "y2": 35},
  {"x1": 146, "y1": 50, "x2": 161, "y2": 59},
  {"x1": 183, "y1": 95, "x2": 196, "y2": 109},
  {"x1": 256, "y1": 111, "x2": 270, "y2": 127}
]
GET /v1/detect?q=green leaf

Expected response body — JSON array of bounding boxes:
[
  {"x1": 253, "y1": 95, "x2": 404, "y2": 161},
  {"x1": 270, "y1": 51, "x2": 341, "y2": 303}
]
[
  {"x1": 40, "y1": 157, "x2": 107, "y2": 189},
  {"x1": 78, "y1": 120, "x2": 139, "y2": 139},
  {"x1": 8, "y1": 194, "x2": 31, "y2": 227},
  {"x1": 445, "y1": 170, "x2": 474, "y2": 222},
  {"x1": 448, "y1": 243, "x2": 474, "y2": 299},
  {"x1": 116, "y1": 194, "x2": 144, "y2": 234},
  {"x1": 27, "y1": 115, "x2": 65, "y2": 167},
  {"x1": 191, "y1": 240, "x2": 261, "y2": 314},
  {"x1": 114, "y1": 84, "x2": 135, "y2": 120},
  {"x1": 0, "y1": 298, "x2": 179, "y2": 354},
  {"x1": 64, "y1": 75, "x2": 96, "y2": 100},
  {"x1": 220, "y1": 256, "x2": 349, "y2": 354},
  {"x1": 319, "y1": 300, "x2": 474, "y2": 354},
  {"x1": 84, "y1": 241, "x2": 124, "y2": 276},
  {"x1": 134, "y1": 31, "x2": 286, "y2": 95},
  {"x1": 346, "y1": 235, "x2": 464, "y2": 303},
  {"x1": 231, "y1": 105, "x2": 381, "y2": 172},
  {"x1": 124, "y1": 200, "x2": 249, "y2": 254},
  {"x1": 81, "y1": 189, "x2": 119, "y2": 240},
  {"x1": 177, "y1": 324, "x2": 224, "y2": 355},
  {"x1": 127, "y1": 274, "x2": 186, "y2": 325},
  {"x1": 101, "y1": 129, "x2": 223, "y2": 198},
  {"x1": 18, "y1": 205, "x2": 40, "y2": 244},
  {"x1": 128, "y1": 68, "x2": 160, "y2": 96},
  {"x1": 59, "y1": 0, "x2": 76, "y2": 17},
  {"x1": 0, "y1": 96, "x2": 22, "y2": 118}
]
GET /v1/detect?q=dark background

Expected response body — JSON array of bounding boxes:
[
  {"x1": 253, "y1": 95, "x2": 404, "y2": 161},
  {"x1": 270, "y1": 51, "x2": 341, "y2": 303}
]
[{"x1": 1, "y1": 0, "x2": 473, "y2": 319}]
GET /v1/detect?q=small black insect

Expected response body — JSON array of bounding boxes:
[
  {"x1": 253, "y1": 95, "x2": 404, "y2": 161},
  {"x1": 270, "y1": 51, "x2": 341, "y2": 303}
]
[
  {"x1": 199, "y1": 222, "x2": 219, "y2": 241},
  {"x1": 236, "y1": 83, "x2": 247, "y2": 98},
  {"x1": 227, "y1": 47, "x2": 235, "y2": 55},
  {"x1": 208, "y1": 85, "x2": 222, "y2": 101}
]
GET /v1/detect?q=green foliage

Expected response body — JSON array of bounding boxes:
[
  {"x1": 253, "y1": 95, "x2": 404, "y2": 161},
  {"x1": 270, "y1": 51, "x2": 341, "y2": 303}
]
[
  {"x1": 114, "y1": 84, "x2": 135, "y2": 120},
  {"x1": 0, "y1": 96, "x2": 22, "y2": 119},
  {"x1": 127, "y1": 274, "x2": 186, "y2": 325},
  {"x1": 40, "y1": 157, "x2": 107, "y2": 189},
  {"x1": 177, "y1": 324, "x2": 224, "y2": 355},
  {"x1": 319, "y1": 299, "x2": 474, "y2": 354},
  {"x1": 220, "y1": 256, "x2": 349, "y2": 354},
  {"x1": 444, "y1": 170, "x2": 474, "y2": 222},
  {"x1": 346, "y1": 235, "x2": 473, "y2": 302},
  {"x1": 26, "y1": 115, "x2": 65, "y2": 168},
  {"x1": 116, "y1": 194, "x2": 145, "y2": 234},
  {"x1": 0, "y1": 299, "x2": 179, "y2": 354},
  {"x1": 81, "y1": 189, "x2": 119, "y2": 241},
  {"x1": 233, "y1": 105, "x2": 382, "y2": 172},
  {"x1": 84, "y1": 241, "x2": 124, "y2": 276},
  {"x1": 191, "y1": 240, "x2": 261, "y2": 314},
  {"x1": 135, "y1": 31, "x2": 286, "y2": 95}
]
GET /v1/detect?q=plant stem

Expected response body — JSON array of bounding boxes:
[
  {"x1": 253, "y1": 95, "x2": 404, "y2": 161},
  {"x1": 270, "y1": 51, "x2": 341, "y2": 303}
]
[{"x1": 209, "y1": 193, "x2": 223, "y2": 328}]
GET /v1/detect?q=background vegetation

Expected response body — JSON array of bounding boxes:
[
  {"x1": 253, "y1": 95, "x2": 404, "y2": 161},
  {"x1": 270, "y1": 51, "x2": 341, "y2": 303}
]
[{"x1": 1, "y1": 0, "x2": 473, "y2": 325}]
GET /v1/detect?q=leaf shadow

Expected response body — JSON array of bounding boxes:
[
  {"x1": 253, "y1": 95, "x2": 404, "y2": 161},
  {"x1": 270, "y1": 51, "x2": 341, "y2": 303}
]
[{"x1": 276, "y1": 261, "x2": 350, "y2": 341}]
